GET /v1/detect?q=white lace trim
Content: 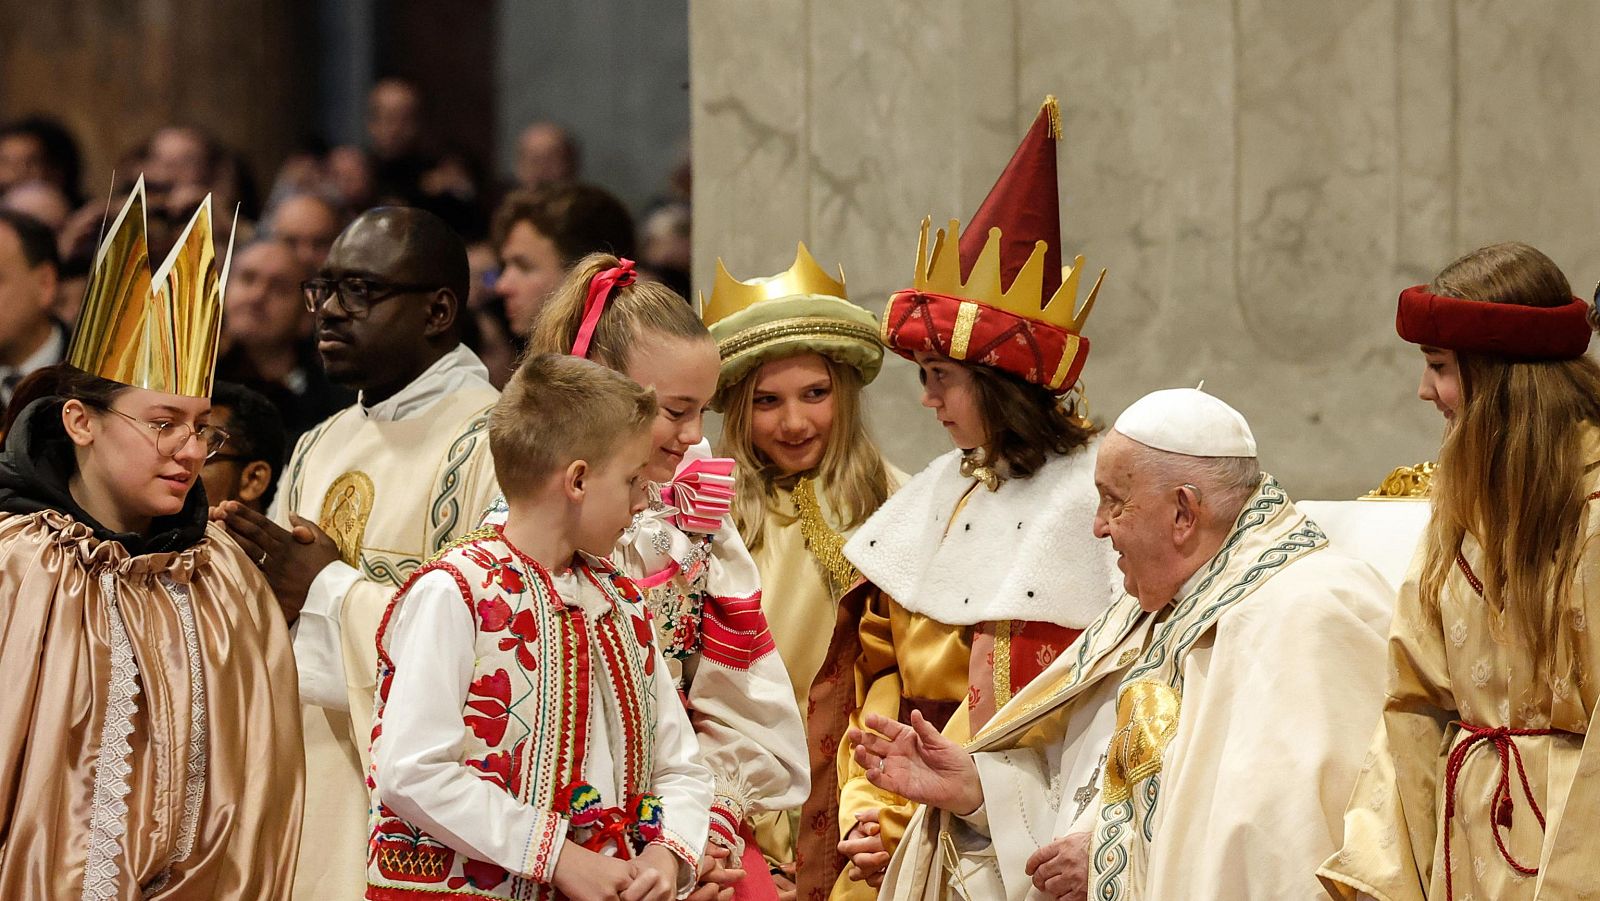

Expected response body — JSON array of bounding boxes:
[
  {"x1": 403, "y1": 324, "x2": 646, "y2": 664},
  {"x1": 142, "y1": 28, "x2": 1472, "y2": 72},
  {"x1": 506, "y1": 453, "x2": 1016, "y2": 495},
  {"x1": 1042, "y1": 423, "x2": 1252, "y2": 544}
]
[
  {"x1": 161, "y1": 576, "x2": 208, "y2": 864},
  {"x1": 81, "y1": 572, "x2": 141, "y2": 901}
]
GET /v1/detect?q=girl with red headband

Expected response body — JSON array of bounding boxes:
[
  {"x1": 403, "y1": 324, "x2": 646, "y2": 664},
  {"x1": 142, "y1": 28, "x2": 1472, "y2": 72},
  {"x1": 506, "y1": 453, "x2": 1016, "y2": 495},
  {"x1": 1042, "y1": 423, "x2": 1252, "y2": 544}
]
[
  {"x1": 484, "y1": 253, "x2": 809, "y2": 901},
  {"x1": 1321, "y1": 242, "x2": 1600, "y2": 900}
]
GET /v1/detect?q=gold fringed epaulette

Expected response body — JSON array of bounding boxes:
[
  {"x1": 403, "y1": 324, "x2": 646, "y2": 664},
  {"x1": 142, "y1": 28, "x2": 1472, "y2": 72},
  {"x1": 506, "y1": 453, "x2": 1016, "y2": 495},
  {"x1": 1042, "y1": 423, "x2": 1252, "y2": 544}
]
[{"x1": 793, "y1": 478, "x2": 859, "y2": 597}]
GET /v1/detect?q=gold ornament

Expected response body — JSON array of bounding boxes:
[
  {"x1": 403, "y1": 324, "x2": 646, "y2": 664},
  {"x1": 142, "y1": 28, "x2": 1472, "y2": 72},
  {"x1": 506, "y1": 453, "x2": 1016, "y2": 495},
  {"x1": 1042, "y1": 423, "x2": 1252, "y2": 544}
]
[
  {"x1": 320, "y1": 471, "x2": 376, "y2": 568},
  {"x1": 792, "y1": 477, "x2": 859, "y2": 597},
  {"x1": 701, "y1": 241, "x2": 848, "y2": 327},
  {"x1": 1362, "y1": 462, "x2": 1435, "y2": 499},
  {"x1": 66, "y1": 176, "x2": 233, "y2": 398},
  {"x1": 1102, "y1": 679, "x2": 1182, "y2": 804}
]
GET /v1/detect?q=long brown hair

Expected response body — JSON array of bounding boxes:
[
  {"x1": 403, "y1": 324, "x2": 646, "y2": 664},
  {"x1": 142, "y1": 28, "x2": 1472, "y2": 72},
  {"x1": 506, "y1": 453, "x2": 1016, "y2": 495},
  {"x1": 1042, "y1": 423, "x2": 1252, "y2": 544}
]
[
  {"x1": 967, "y1": 363, "x2": 1097, "y2": 478},
  {"x1": 1418, "y1": 242, "x2": 1600, "y2": 683},
  {"x1": 717, "y1": 354, "x2": 891, "y2": 551},
  {"x1": 525, "y1": 252, "x2": 709, "y2": 371}
]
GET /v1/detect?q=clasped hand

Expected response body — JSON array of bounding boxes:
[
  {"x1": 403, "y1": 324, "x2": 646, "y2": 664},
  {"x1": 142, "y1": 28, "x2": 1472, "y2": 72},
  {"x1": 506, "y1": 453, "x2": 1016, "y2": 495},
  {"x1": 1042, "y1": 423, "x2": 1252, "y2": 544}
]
[{"x1": 211, "y1": 501, "x2": 341, "y2": 625}]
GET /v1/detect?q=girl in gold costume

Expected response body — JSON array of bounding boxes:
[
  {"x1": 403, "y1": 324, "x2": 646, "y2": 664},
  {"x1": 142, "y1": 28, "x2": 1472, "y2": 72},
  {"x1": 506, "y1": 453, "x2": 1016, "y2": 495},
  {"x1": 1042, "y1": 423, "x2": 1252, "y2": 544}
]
[
  {"x1": 0, "y1": 181, "x2": 303, "y2": 900},
  {"x1": 704, "y1": 245, "x2": 904, "y2": 896},
  {"x1": 1322, "y1": 243, "x2": 1600, "y2": 900}
]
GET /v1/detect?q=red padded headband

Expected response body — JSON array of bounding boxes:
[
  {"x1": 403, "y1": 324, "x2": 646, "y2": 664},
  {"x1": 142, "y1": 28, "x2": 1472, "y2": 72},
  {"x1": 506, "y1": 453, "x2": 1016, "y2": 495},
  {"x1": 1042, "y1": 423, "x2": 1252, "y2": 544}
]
[{"x1": 1396, "y1": 285, "x2": 1591, "y2": 360}]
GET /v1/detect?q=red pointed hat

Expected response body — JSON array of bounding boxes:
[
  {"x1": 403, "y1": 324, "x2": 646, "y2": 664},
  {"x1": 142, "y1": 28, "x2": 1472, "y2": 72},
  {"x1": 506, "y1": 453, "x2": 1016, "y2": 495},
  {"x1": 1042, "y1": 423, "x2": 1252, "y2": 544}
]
[{"x1": 881, "y1": 96, "x2": 1105, "y2": 394}]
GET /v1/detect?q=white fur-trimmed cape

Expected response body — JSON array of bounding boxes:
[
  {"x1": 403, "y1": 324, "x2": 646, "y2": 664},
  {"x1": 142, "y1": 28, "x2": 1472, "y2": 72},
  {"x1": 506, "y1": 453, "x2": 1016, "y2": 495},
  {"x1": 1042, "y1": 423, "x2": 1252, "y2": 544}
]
[{"x1": 843, "y1": 442, "x2": 1118, "y2": 629}]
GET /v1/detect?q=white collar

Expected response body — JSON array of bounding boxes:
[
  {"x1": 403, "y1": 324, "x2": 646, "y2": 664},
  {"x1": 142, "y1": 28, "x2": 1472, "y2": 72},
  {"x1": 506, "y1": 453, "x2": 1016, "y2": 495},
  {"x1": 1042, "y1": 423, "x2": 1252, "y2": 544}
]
[{"x1": 356, "y1": 344, "x2": 492, "y2": 422}]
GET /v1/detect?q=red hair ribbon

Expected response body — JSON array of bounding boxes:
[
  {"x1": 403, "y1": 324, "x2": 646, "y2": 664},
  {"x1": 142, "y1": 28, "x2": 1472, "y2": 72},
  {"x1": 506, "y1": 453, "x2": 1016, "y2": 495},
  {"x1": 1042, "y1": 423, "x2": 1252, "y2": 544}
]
[
  {"x1": 570, "y1": 259, "x2": 638, "y2": 359},
  {"x1": 1396, "y1": 285, "x2": 1592, "y2": 361}
]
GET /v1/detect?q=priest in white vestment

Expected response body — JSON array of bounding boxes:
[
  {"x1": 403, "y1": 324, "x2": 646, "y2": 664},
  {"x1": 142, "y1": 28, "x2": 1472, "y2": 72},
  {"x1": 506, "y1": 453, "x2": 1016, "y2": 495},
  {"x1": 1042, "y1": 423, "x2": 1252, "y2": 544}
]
[
  {"x1": 218, "y1": 208, "x2": 502, "y2": 899},
  {"x1": 862, "y1": 388, "x2": 1395, "y2": 900}
]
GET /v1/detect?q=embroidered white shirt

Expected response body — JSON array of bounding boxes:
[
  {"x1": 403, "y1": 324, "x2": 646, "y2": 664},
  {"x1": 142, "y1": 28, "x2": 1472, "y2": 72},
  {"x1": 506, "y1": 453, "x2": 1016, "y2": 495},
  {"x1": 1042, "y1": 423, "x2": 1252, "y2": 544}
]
[{"x1": 375, "y1": 567, "x2": 711, "y2": 889}]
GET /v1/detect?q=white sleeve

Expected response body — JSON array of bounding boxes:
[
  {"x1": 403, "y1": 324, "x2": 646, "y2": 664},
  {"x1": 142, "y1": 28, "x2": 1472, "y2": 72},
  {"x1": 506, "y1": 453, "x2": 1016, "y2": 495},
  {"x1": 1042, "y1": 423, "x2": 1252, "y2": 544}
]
[
  {"x1": 373, "y1": 570, "x2": 569, "y2": 882},
  {"x1": 646, "y1": 644, "x2": 713, "y2": 894},
  {"x1": 291, "y1": 560, "x2": 361, "y2": 709},
  {"x1": 685, "y1": 519, "x2": 810, "y2": 850}
]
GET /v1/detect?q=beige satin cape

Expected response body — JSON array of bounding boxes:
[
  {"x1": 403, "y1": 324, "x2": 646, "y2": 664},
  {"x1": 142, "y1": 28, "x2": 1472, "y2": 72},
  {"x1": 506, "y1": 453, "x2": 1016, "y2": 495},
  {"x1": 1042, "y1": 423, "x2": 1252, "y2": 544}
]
[{"x1": 0, "y1": 511, "x2": 304, "y2": 900}]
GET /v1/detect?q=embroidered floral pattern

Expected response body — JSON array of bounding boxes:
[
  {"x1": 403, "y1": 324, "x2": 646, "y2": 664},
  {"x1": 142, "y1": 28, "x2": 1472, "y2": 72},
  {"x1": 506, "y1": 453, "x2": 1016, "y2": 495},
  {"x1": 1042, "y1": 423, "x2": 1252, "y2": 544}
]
[
  {"x1": 464, "y1": 669, "x2": 512, "y2": 745},
  {"x1": 498, "y1": 609, "x2": 541, "y2": 671},
  {"x1": 463, "y1": 544, "x2": 526, "y2": 594}
]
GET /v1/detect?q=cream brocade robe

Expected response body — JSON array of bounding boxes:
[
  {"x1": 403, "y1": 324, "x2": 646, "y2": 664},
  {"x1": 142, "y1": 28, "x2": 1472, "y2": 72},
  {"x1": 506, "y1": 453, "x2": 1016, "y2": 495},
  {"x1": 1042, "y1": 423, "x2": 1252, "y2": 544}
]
[
  {"x1": 275, "y1": 348, "x2": 501, "y2": 900},
  {"x1": 882, "y1": 480, "x2": 1396, "y2": 901},
  {"x1": 747, "y1": 465, "x2": 905, "y2": 867},
  {"x1": 1320, "y1": 439, "x2": 1600, "y2": 900}
]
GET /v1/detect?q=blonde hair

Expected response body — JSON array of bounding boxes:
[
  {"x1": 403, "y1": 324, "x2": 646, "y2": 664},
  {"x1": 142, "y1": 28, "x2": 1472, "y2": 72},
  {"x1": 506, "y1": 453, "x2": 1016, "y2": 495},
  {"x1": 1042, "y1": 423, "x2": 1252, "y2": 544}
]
[
  {"x1": 716, "y1": 353, "x2": 891, "y2": 551},
  {"x1": 1419, "y1": 242, "x2": 1600, "y2": 683},
  {"x1": 526, "y1": 252, "x2": 709, "y2": 371},
  {"x1": 489, "y1": 353, "x2": 656, "y2": 499}
]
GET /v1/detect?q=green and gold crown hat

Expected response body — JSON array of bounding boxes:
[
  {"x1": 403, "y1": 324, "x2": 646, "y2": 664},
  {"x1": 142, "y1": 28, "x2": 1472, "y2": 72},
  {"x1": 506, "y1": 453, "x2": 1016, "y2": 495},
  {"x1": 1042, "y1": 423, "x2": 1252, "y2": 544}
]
[{"x1": 700, "y1": 242, "x2": 884, "y2": 403}]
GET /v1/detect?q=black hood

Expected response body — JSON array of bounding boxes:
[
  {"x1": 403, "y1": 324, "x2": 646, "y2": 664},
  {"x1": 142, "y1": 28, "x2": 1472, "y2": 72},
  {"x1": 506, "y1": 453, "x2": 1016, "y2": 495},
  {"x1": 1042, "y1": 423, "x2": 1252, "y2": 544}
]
[{"x1": 0, "y1": 397, "x2": 210, "y2": 555}]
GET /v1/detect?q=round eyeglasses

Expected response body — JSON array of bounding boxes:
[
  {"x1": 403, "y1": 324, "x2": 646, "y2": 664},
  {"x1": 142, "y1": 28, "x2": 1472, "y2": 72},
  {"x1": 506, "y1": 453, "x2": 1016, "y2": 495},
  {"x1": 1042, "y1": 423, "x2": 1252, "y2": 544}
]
[{"x1": 97, "y1": 406, "x2": 232, "y2": 459}]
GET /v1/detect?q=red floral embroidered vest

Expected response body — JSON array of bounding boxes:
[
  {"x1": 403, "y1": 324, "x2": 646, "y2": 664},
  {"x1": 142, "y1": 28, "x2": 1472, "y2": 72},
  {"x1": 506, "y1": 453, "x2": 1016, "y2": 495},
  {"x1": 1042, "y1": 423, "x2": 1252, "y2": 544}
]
[{"x1": 364, "y1": 529, "x2": 659, "y2": 900}]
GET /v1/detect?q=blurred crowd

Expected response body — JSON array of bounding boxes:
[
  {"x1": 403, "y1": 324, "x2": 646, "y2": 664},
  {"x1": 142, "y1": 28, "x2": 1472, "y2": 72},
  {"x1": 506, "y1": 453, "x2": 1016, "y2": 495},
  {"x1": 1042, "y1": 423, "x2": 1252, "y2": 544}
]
[{"x1": 0, "y1": 76, "x2": 693, "y2": 509}]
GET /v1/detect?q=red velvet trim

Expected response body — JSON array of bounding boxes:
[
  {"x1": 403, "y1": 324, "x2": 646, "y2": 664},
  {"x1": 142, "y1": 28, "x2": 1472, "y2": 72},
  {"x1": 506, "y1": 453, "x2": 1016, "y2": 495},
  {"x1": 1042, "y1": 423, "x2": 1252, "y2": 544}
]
[
  {"x1": 882, "y1": 289, "x2": 1089, "y2": 394},
  {"x1": 1396, "y1": 285, "x2": 1592, "y2": 360}
]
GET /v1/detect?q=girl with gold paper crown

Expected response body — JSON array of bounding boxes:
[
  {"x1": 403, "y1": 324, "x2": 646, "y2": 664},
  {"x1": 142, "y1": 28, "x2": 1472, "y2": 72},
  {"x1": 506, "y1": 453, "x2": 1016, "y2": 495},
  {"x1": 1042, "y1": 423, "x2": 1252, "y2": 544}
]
[
  {"x1": 701, "y1": 245, "x2": 907, "y2": 894},
  {"x1": 0, "y1": 179, "x2": 304, "y2": 898},
  {"x1": 797, "y1": 97, "x2": 1118, "y2": 900},
  {"x1": 1320, "y1": 243, "x2": 1600, "y2": 900},
  {"x1": 484, "y1": 256, "x2": 809, "y2": 900}
]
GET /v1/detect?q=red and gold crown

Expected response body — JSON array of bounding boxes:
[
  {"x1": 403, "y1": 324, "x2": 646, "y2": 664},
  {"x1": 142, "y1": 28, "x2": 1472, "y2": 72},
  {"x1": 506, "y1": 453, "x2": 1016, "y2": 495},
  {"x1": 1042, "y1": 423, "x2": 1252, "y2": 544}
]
[{"x1": 881, "y1": 96, "x2": 1105, "y2": 394}]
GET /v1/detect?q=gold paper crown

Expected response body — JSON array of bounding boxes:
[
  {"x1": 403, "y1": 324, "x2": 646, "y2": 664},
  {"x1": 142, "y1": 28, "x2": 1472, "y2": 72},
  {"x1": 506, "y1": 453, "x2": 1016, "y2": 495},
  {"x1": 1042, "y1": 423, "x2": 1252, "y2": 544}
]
[
  {"x1": 912, "y1": 217, "x2": 1105, "y2": 334},
  {"x1": 67, "y1": 176, "x2": 233, "y2": 398},
  {"x1": 701, "y1": 241, "x2": 847, "y2": 326}
]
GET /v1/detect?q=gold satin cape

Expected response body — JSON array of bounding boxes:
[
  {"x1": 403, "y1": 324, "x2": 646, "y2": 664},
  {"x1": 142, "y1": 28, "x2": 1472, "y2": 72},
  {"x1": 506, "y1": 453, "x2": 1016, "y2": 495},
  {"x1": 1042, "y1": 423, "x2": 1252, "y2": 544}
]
[{"x1": 0, "y1": 511, "x2": 304, "y2": 899}]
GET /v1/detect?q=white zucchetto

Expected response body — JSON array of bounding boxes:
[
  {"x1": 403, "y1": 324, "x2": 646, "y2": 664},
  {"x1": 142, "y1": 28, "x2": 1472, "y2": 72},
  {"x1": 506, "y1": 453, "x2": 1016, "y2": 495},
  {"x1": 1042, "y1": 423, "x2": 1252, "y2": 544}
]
[{"x1": 1112, "y1": 387, "x2": 1258, "y2": 458}]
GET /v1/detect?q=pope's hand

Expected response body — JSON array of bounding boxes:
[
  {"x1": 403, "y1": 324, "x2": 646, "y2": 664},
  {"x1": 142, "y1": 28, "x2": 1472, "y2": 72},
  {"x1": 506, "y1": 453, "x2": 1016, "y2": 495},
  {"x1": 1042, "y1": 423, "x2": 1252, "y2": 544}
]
[
  {"x1": 848, "y1": 710, "x2": 982, "y2": 814},
  {"x1": 1024, "y1": 832, "x2": 1090, "y2": 901}
]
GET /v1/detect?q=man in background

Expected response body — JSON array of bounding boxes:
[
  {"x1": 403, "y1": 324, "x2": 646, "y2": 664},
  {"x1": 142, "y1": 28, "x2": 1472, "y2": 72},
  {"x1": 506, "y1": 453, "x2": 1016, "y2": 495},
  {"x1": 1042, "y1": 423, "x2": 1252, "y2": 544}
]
[
  {"x1": 266, "y1": 190, "x2": 344, "y2": 273},
  {"x1": 216, "y1": 237, "x2": 352, "y2": 439},
  {"x1": 0, "y1": 210, "x2": 65, "y2": 409}
]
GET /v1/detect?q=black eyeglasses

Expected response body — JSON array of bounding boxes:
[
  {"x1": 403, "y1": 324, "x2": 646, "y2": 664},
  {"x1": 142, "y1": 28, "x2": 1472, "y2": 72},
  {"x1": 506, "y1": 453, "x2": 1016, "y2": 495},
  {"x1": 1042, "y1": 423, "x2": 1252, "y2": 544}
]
[
  {"x1": 97, "y1": 406, "x2": 231, "y2": 459},
  {"x1": 300, "y1": 276, "x2": 442, "y2": 317}
]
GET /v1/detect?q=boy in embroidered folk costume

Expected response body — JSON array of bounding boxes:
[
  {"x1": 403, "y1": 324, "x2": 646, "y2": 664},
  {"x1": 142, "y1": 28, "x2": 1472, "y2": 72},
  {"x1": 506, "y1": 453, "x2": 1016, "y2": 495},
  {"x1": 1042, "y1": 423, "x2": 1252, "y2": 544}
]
[
  {"x1": 488, "y1": 255, "x2": 810, "y2": 900},
  {"x1": 0, "y1": 178, "x2": 304, "y2": 898},
  {"x1": 704, "y1": 244, "x2": 907, "y2": 890},
  {"x1": 367, "y1": 353, "x2": 711, "y2": 900},
  {"x1": 216, "y1": 207, "x2": 502, "y2": 899},
  {"x1": 1321, "y1": 244, "x2": 1600, "y2": 901},
  {"x1": 795, "y1": 97, "x2": 1118, "y2": 900},
  {"x1": 864, "y1": 387, "x2": 1395, "y2": 901}
]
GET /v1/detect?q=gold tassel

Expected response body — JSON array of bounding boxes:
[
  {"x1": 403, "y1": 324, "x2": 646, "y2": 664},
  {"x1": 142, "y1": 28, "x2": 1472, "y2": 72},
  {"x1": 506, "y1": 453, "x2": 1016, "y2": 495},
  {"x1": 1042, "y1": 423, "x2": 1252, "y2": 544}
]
[
  {"x1": 793, "y1": 478, "x2": 859, "y2": 597},
  {"x1": 1042, "y1": 94, "x2": 1062, "y2": 140}
]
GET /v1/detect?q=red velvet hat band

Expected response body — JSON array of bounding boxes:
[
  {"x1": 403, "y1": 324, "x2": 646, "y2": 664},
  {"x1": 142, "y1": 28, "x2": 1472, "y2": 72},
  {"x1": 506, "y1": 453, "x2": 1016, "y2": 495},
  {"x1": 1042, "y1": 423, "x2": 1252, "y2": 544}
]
[{"x1": 1395, "y1": 285, "x2": 1592, "y2": 360}]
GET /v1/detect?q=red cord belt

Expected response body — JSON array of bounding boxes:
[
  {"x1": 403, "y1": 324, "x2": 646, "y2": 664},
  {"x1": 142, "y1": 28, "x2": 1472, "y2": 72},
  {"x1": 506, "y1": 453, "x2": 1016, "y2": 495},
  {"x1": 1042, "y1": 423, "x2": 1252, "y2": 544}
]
[{"x1": 1442, "y1": 721, "x2": 1556, "y2": 900}]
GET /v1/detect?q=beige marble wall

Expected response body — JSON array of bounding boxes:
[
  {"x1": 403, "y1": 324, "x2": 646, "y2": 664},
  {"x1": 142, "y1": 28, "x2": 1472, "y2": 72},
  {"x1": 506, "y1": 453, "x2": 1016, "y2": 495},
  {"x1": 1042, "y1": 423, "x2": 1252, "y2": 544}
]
[{"x1": 691, "y1": 0, "x2": 1600, "y2": 499}]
